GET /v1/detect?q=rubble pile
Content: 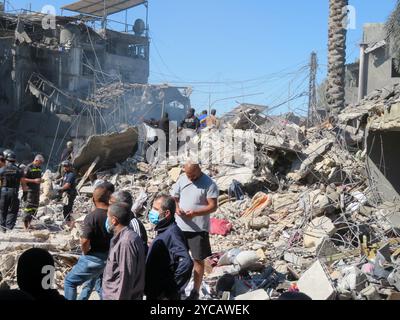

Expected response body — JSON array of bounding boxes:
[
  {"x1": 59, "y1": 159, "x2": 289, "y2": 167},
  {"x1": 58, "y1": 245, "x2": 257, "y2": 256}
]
[{"x1": 2, "y1": 89, "x2": 400, "y2": 300}]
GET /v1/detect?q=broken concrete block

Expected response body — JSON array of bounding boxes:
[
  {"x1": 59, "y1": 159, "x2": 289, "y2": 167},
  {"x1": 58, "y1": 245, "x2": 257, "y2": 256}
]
[
  {"x1": 337, "y1": 266, "x2": 368, "y2": 292},
  {"x1": 297, "y1": 260, "x2": 335, "y2": 300},
  {"x1": 284, "y1": 252, "x2": 306, "y2": 268},
  {"x1": 234, "y1": 251, "x2": 259, "y2": 270},
  {"x1": 360, "y1": 285, "x2": 381, "y2": 300},
  {"x1": 247, "y1": 217, "x2": 269, "y2": 230},
  {"x1": 387, "y1": 292, "x2": 400, "y2": 300},
  {"x1": 0, "y1": 254, "x2": 16, "y2": 278},
  {"x1": 387, "y1": 269, "x2": 400, "y2": 291},
  {"x1": 216, "y1": 167, "x2": 254, "y2": 192},
  {"x1": 39, "y1": 215, "x2": 54, "y2": 224},
  {"x1": 235, "y1": 289, "x2": 270, "y2": 300},
  {"x1": 32, "y1": 230, "x2": 51, "y2": 241},
  {"x1": 168, "y1": 167, "x2": 182, "y2": 182},
  {"x1": 303, "y1": 217, "x2": 336, "y2": 248}
]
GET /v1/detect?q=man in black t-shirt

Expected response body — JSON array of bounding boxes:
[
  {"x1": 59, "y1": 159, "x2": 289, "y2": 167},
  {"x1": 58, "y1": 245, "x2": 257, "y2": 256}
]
[{"x1": 64, "y1": 185, "x2": 112, "y2": 300}]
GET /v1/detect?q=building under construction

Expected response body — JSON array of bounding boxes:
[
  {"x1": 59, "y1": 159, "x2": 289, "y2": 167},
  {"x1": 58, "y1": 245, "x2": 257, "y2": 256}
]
[{"x1": 0, "y1": 0, "x2": 191, "y2": 164}]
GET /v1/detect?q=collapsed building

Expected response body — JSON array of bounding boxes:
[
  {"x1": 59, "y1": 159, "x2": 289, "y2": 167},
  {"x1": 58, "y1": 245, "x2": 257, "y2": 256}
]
[{"x1": 0, "y1": 1, "x2": 191, "y2": 164}]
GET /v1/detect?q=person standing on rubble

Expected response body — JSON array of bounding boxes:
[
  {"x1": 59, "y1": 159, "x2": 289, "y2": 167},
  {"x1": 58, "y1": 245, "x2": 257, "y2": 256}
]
[
  {"x1": 58, "y1": 141, "x2": 74, "y2": 178},
  {"x1": 180, "y1": 108, "x2": 200, "y2": 131},
  {"x1": 57, "y1": 160, "x2": 77, "y2": 226},
  {"x1": 21, "y1": 154, "x2": 44, "y2": 230},
  {"x1": 102, "y1": 203, "x2": 146, "y2": 300},
  {"x1": 0, "y1": 150, "x2": 23, "y2": 232},
  {"x1": 171, "y1": 161, "x2": 219, "y2": 300},
  {"x1": 198, "y1": 110, "x2": 208, "y2": 129},
  {"x1": 206, "y1": 109, "x2": 220, "y2": 129},
  {"x1": 145, "y1": 194, "x2": 193, "y2": 300},
  {"x1": 64, "y1": 185, "x2": 112, "y2": 300}
]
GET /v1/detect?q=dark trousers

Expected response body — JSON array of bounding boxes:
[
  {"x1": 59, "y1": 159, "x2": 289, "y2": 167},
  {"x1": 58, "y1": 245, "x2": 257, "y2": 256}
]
[
  {"x1": 63, "y1": 192, "x2": 76, "y2": 221},
  {"x1": 23, "y1": 190, "x2": 40, "y2": 224},
  {"x1": 0, "y1": 189, "x2": 20, "y2": 231}
]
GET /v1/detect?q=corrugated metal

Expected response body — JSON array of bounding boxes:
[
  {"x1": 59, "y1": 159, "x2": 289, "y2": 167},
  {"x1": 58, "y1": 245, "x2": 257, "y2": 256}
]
[{"x1": 62, "y1": 0, "x2": 146, "y2": 17}]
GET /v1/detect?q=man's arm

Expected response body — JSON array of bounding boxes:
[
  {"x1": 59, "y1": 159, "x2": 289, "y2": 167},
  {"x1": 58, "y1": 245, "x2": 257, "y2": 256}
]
[{"x1": 80, "y1": 238, "x2": 91, "y2": 255}]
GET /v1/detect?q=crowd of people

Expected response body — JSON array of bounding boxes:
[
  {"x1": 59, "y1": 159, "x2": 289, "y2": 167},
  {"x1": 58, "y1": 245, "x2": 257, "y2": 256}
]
[{"x1": 0, "y1": 142, "x2": 220, "y2": 300}]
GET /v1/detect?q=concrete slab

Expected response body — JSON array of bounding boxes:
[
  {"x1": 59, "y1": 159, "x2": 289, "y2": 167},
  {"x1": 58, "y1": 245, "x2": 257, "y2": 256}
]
[{"x1": 297, "y1": 260, "x2": 336, "y2": 300}]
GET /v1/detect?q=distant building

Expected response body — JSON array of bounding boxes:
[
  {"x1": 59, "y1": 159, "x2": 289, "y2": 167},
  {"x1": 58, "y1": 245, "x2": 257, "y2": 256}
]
[{"x1": 345, "y1": 23, "x2": 400, "y2": 106}]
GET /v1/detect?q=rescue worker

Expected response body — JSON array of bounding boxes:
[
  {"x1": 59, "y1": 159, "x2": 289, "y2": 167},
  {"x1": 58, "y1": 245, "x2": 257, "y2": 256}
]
[
  {"x1": 57, "y1": 161, "x2": 77, "y2": 226},
  {"x1": 21, "y1": 155, "x2": 44, "y2": 230},
  {"x1": 0, "y1": 150, "x2": 23, "y2": 232},
  {"x1": 180, "y1": 108, "x2": 200, "y2": 131}
]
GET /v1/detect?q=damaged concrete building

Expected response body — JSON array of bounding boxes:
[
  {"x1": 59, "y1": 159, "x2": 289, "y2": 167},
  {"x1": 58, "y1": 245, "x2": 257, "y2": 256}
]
[{"x1": 0, "y1": 1, "x2": 191, "y2": 164}]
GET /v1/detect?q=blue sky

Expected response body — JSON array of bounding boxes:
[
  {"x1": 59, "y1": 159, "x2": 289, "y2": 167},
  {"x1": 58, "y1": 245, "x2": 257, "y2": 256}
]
[{"x1": 5, "y1": 0, "x2": 398, "y2": 115}]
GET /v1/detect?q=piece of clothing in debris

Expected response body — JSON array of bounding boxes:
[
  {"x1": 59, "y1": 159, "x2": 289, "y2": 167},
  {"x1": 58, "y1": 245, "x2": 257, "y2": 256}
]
[
  {"x1": 102, "y1": 227, "x2": 146, "y2": 300},
  {"x1": 64, "y1": 252, "x2": 108, "y2": 300},
  {"x1": 0, "y1": 163, "x2": 23, "y2": 231},
  {"x1": 22, "y1": 163, "x2": 42, "y2": 224},
  {"x1": 183, "y1": 231, "x2": 212, "y2": 260},
  {"x1": 145, "y1": 219, "x2": 193, "y2": 300},
  {"x1": 209, "y1": 218, "x2": 232, "y2": 236},
  {"x1": 180, "y1": 115, "x2": 200, "y2": 130},
  {"x1": 171, "y1": 173, "x2": 219, "y2": 232},
  {"x1": 130, "y1": 215, "x2": 149, "y2": 255},
  {"x1": 81, "y1": 208, "x2": 112, "y2": 255}
]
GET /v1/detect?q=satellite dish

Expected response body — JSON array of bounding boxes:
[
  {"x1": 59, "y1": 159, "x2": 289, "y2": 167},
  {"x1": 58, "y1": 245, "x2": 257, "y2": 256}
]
[{"x1": 133, "y1": 19, "x2": 146, "y2": 36}]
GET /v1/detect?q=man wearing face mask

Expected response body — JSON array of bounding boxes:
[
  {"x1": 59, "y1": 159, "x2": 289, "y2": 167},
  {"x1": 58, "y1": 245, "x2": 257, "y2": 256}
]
[
  {"x1": 64, "y1": 185, "x2": 112, "y2": 300},
  {"x1": 145, "y1": 194, "x2": 193, "y2": 300},
  {"x1": 102, "y1": 203, "x2": 146, "y2": 300}
]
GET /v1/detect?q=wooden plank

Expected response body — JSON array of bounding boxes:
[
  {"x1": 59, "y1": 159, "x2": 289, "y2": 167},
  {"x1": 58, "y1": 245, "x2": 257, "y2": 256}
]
[{"x1": 76, "y1": 156, "x2": 100, "y2": 192}]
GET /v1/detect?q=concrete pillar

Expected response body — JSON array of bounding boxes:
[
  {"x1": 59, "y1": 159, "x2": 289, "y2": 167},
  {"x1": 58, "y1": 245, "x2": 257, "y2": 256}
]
[{"x1": 358, "y1": 43, "x2": 367, "y2": 102}]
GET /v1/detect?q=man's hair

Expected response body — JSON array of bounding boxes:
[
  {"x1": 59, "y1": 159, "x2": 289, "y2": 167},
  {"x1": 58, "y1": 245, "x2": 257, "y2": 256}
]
[
  {"x1": 202, "y1": 110, "x2": 208, "y2": 115},
  {"x1": 93, "y1": 185, "x2": 110, "y2": 205},
  {"x1": 111, "y1": 191, "x2": 133, "y2": 209},
  {"x1": 34, "y1": 154, "x2": 45, "y2": 162},
  {"x1": 211, "y1": 109, "x2": 217, "y2": 116},
  {"x1": 154, "y1": 193, "x2": 176, "y2": 215},
  {"x1": 109, "y1": 203, "x2": 131, "y2": 226},
  {"x1": 99, "y1": 181, "x2": 115, "y2": 194}
]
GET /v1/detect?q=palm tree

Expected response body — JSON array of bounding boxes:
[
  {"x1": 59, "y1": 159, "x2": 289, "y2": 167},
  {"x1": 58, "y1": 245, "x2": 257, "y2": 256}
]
[
  {"x1": 326, "y1": 0, "x2": 348, "y2": 113},
  {"x1": 386, "y1": 1, "x2": 400, "y2": 72}
]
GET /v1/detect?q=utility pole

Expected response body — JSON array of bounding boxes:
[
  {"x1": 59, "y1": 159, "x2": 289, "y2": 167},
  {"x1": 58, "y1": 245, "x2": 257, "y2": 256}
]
[{"x1": 308, "y1": 52, "x2": 318, "y2": 127}]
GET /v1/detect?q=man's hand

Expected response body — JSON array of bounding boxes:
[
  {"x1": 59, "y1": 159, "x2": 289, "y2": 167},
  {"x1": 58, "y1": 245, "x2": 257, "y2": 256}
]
[
  {"x1": 34, "y1": 178, "x2": 42, "y2": 184},
  {"x1": 185, "y1": 210, "x2": 197, "y2": 219},
  {"x1": 176, "y1": 207, "x2": 186, "y2": 217}
]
